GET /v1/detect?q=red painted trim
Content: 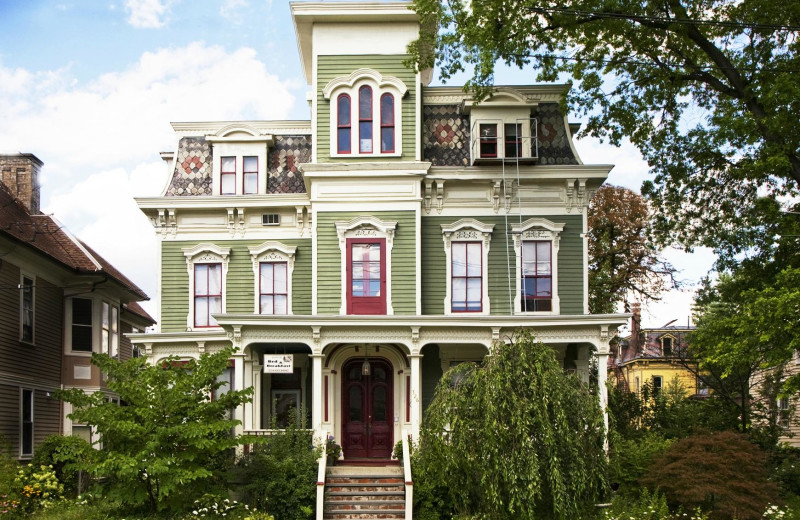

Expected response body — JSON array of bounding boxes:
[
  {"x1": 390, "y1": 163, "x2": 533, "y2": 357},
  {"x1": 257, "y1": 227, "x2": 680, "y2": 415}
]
[
  {"x1": 405, "y1": 375, "x2": 410, "y2": 422},
  {"x1": 451, "y1": 241, "x2": 482, "y2": 312},
  {"x1": 220, "y1": 156, "x2": 236, "y2": 194},
  {"x1": 358, "y1": 85, "x2": 373, "y2": 153},
  {"x1": 337, "y1": 93, "x2": 352, "y2": 154},
  {"x1": 258, "y1": 261, "x2": 288, "y2": 315},
  {"x1": 345, "y1": 238, "x2": 386, "y2": 315},
  {"x1": 405, "y1": 481, "x2": 414, "y2": 486},
  {"x1": 317, "y1": 481, "x2": 325, "y2": 486},
  {"x1": 324, "y1": 375, "x2": 329, "y2": 422},
  {"x1": 521, "y1": 240, "x2": 553, "y2": 310},
  {"x1": 194, "y1": 263, "x2": 222, "y2": 327},
  {"x1": 380, "y1": 93, "x2": 395, "y2": 153}
]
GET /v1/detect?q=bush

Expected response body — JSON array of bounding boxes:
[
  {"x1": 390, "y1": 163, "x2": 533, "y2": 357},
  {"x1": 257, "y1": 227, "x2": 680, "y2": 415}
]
[
  {"x1": 608, "y1": 431, "x2": 673, "y2": 496},
  {"x1": 30, "y1": 435, "x2": 93, "y2": 497},
  {"x1": 604, "y1": 488, "x2": 710, "y2": 520},
  {"x1": 641, "y1": 430, "x2": 779, "y2": 520},
  {"x1": 232, "y1": 425, "x2": 319, "y2": 520}
]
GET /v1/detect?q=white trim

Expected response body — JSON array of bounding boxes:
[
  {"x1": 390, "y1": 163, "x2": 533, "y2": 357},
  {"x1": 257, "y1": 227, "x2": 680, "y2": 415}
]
[
  {"x1": 441, "y1": 219, "x2": 495, "y2": 315},
  {"x1": 324, "y1": 68, "x2": 407, "y2": 159},
  {"x1": 65, "y1": 296, "x2": 95, "y2": 355},
  {"x1": 511, "y1": 218, "x2": 564, "y2": 315},
  {"x1": 335, "y1": 216, "x2": 398, "y2": 315},
  {"x1": 183, "y1": 244, "x2": 231, "y2": 330},
  {"x1": 249, "y1": 241, "x2": 298, "y2": 315}
]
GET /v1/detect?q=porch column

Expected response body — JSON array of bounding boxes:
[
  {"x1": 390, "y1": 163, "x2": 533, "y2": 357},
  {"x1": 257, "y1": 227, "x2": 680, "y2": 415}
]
[
  {"x1": 311, "y1": 354, "x2": 324, "y2": 439},
  {"x1": 409, "y1": 354, "x2": 422, "y2": 441},
  {"x1": 243, "y1": 359, "x2": 254, "y2": 431},
  {"x1": 253, "y1": 362, "x2": 262, "y2": 430},
  {"x1": 596, "y1": 350, "x2": 609, "y2": 452},
  {"x1": 233, "y1": 353, "x2": 246, "y2": 435}
]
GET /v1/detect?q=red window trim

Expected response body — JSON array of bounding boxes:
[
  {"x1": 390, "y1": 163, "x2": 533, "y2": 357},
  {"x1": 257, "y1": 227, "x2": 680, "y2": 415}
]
[
  {"x1": 358, "y1": 85, "x2": 373, "y2": 154},
  {"x1": 451, "y1": 241, "x2": 482, "y2": 312},
  {"x1": 243, "y1": 156, "x2": 258, "y2": 194},
  {"x1": 504, "y1": 123, "x2": 522, "y2": 158},
  {"x1": 380, "y1": 93, "x2": 395, "y2": 153},
  {"x1": 346, "y1": 237, "x2": 386, "y2": 315},
  {"x1": 194, "y1": 263, "x2": 222, "y2": 328},
  {"x1": 337, "y1": 94, "x2": 351, "y2": 154},
  {"x1": 259, "y1": 261, "x2": 288, "y2": 315},
  {"x1": 479, "y1": 124, "x2": 498, "y2": 158},
  {"x1": 521, "y1": 240, "x2": 552, "y2": 312},
  {"x1": 220, "y1": 156, "x2": 236, "y2": 195}
]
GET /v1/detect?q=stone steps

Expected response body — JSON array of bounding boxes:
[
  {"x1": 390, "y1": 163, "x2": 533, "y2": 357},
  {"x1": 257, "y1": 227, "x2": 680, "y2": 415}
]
[{"x1": 323, "y1": 466, "x2": 405, "y2": 520}]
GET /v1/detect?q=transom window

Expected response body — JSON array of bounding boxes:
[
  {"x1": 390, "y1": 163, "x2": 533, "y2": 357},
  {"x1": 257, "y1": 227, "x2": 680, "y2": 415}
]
[
  {"x1": 194, "y1": 263, "x2": 222, "y2": 327},
  {"x1": 260, "y1": 262, "x2": 288, "y2": 315},
  {"x1": 521, "y1": 241, "x2": 552, "y2": 312},
  {"x1": 451, "y1": 242, "x2": 482, "y2": 312}
]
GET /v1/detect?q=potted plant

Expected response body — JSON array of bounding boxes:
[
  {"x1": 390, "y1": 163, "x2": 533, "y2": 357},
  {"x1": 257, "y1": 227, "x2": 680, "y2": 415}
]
[{"x1": 326, "y1": 436, "x2": 341, "y2": 466}]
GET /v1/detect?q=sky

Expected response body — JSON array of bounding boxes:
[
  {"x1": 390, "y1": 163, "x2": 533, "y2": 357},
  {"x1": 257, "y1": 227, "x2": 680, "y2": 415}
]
[{"x1": 0, "y1": 0, "x2": 715, "y2": 329}]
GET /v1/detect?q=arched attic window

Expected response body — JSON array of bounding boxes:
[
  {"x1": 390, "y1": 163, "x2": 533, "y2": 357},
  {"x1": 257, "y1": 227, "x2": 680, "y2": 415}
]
[
  {"x1": 380, "y1": 93, "x2": 395, "y2": 153},
  {"x1": 337, "y1": 94, "x2": 351, "y2": 154},
  {"x1": 359, "y1": 86, "x2": 373, "y2": 153}
]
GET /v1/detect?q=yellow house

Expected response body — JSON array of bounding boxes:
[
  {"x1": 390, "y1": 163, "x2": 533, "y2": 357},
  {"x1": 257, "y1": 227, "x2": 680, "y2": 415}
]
[{"x1": 609, "y1": 303, "x2": 706, "y2": 398}]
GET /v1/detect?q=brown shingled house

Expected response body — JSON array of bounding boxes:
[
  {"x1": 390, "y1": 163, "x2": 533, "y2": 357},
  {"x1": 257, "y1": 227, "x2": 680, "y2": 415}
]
[{"x1": 0, "y1": 153, "x2": 154, "y2": 459}]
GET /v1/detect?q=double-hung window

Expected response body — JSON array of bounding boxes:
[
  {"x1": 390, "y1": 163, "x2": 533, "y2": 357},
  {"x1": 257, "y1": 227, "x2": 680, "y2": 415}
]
[
  {"x1": 347, "y1": 239, "x2": 385, "y2": 315},
  {"x1": 220, "y1": 157, "x2": 236, "y2": 195},
  {"x1": 359, "y1": 86, "x2": 373, "y2": 153},
  {"x1": 521, "y1": 241, "x2": 552, "y2": 312},
  {"x1": 380, "y1": 93, "x2": 395, "y2": 153},
  {"x1": 21, "y1": 389, "x2": 33, "y2": 457},
  {"x1": 194, "y1": 263, "x2": 222, "y2": 327},
  {"x1": 71, "y1": 298, "x2": 93, "y2": 352},
  {"x1": 21, "y1": 276, "x2": 34, "y2": 343},
  {"x1": 505, "y1": 123, "x2": 522, "y2": 158},
  {"x1": 102, "y1": 302, "x2": 119, "y2": 358},
  {"x1": 243, "y1": 156, "x2": 258, "y2": 194},
  {"x1": 260, "y1": 262, "x2": 288, "y2": 315},
  {"x1": 451, "y1": 242, "x2": 482, "y2": 312},
  {"x1": 479, "y1": 124, "x2": 498, "y2": 158}
]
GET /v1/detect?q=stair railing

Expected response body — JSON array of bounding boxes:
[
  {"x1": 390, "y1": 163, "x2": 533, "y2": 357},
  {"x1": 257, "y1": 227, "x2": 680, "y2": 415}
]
[
  {"x1": 315, "y1": 441, "x2": 327, "y2": 520},
  {"x1": 402, "y1": 430, "x2": 413, "y2": 520}
]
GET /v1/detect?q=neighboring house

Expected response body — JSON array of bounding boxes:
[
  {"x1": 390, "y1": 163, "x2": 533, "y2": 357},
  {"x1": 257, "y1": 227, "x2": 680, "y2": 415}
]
[
  {"x1": 0, "y1": 153, "x2": 154, "y2": 459},
  {"x1": 609, "y1": 303, "x2": 703, "y2": 397},
  {"x1": 130, "y1": 1, "x2": 627, "y2": 460},
  {"x1": 753, "y1": 352, "x2": 800, "y2": 448}
]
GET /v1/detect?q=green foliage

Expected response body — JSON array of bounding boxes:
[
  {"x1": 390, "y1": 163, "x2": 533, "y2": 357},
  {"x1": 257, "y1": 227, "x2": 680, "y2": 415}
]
[
  {"x1": 231, "y1": 426, "x2": 318, "y2": 520},
  {"x1": 30, "y1": 435, "x2": 93, "y2": 497},
  {"x1": 604, "y1": 488, "x2": 674, "y2": 520},
  {"x1": 412, "y1": 331, "x2": 608, "y2": 519},
  {"x1": 56, "y1": 348, "x2": 252, "y2": 513},
  {"x1": 407, "y1": 0, "x2": 800, "y2": 262},
  {"x1": 0, "y1": 435, "x2": 18, "y2": 500},
  {"x1": 12, "y1": 464, "x2": 64, "y2": 515},
  {"x1": 588, "y1": 185, "x2": 676, "y2": 314},
  {"x1": 608, "y1": 432, "x2": 672, "y2": 496},
  {"x1": 771, "y1": 446, "x2": 800, "y2": 499},
  {"x1": 641, "y1": 431, "x2": 779, "y2": 520}
]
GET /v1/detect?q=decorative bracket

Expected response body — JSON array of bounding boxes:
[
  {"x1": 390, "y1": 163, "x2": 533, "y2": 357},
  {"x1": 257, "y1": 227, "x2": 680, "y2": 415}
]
[
  {"x1": 312, "y1": 326, "x2": 321, "y2": 346},
  {"x1": 411, "y1": 327, "x2": 420, "y2": 347},
  {"x1": 435, "y1": 180, "x2": 445, "y2": 213},
  {"x1": 492, "y1": 181, "x2": 501, "y2": 213},
  {"x1": 565, "y1": 178, "x2": 576, "y2": 212},
  {"x1": 423, "y1": 180, "x2": 434, "y2": 214}
]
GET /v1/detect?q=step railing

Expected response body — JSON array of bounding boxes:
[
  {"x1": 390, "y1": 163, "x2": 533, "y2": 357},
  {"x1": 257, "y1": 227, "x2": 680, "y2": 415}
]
[
  {"x1": 315, "y1": 441, "x2": 327, "y2": 520},
  {"x1": 402, "y1": 431, "x2": 413, "y2": 520}
]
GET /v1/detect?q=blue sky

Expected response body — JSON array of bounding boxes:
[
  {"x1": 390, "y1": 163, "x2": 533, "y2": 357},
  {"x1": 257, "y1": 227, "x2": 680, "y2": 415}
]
[{"x1": 0, "y1": 0, "x2": 714, "y2": 328}]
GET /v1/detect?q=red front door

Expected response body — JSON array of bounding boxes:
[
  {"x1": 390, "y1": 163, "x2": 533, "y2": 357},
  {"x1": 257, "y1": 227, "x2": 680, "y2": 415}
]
[{"x1": 342, "y1": 358, "x2": 393, "y2": 459}]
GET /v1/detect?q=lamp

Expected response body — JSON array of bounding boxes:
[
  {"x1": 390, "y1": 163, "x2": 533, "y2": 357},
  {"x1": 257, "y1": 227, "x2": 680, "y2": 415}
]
[{"x1": 362, "y1": 346, "x2": 370, "y2": 376}]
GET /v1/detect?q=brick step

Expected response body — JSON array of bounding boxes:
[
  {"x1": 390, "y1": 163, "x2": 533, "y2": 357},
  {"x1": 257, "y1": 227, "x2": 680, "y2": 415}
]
[
  {"x1": 326, "y1": 491, "x2": 404, "y2": 501},
  {"x1": 326, "y1": 501, "x2": 405, "y2": 511},
  {"x1": 323, "y1": 514, "x2": 404, "y2": 520},
  {"x1": 327, "y1": 476, "x2": 403, "y2": 484},
  {"x1": 327, "y1": 484, "x2": 403, "y2": 493}
]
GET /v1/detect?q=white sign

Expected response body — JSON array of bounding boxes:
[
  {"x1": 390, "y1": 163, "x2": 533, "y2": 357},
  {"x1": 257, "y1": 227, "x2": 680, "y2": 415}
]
[{"x1": 263, "y1": 355, "x2": 294, "y2": 374}]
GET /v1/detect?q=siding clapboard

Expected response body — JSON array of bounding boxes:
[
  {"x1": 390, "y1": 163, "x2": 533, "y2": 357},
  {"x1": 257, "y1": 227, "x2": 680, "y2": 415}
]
[
  {"x1": 316, "y1": 55, "x2": 417, "y2": 162},
  {"x1": 160, "y1": 239, "x2": 313, "y2": 332}
]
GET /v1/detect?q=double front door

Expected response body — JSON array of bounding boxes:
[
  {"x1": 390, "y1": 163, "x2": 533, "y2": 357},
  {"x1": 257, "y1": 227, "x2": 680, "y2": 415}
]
[{"x1": 342, "y1": 358, "x2": 393, "y2": 459}]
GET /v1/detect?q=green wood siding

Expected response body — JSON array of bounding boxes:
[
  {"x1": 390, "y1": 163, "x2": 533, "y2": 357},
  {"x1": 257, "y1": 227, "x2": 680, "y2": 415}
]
[
  {"x1": 160, "y1": 239, "x2": 312, "y2": 332},
  {"x1": 421, "y1": 215, "x2": 585, "y2": 315},
  {"x1": 317, "y1": 55, "x2": 417, "y2": 162},
  {"x1": 315, "y1": 211, "x2": 417, "y2": 315}
]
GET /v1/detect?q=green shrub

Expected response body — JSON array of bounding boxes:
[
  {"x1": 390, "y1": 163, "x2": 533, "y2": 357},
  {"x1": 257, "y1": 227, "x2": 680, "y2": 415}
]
[
  {"x1": 232, "y1": 426, "x2": 319, "y2": 520},
  {"x1": 608, "y1": 431, "x2": 673, "y2": 496},
  {"x1": 30, "y1": 435, "x2": 93, "y2": 497},
  {"x1": 604, "y1": 488, "x2": 710, "y2": 520}
]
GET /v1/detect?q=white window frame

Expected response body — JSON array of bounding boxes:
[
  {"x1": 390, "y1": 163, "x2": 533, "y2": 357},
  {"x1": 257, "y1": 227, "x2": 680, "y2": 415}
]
[
  {"x1": 335, "y1": 216, "x2": 397, "y2": 315},
  {"x1": 66, "y1": 296, "x2": 95, "y2": 355},
  {"x1": 249, "y1": 241, "x2": 297, "y2": 315},
  {"x1": 101, "y1": 301, "x2": 119, "y2": 358},
  {"x1": 183, "y1": 244, "x2": 231, "y2": 331},
  {"x1": 323, "y1": 68, "x2": 407, "y2": 158},
  {"x1": 206, "y1": 124, "x2": 270, "y2": 196},
  {"x1": 441, "y1": 219, "x2": 494, "y2": 316},
  {"x1": 20, "y1": 273, "x2": 34, "y2": 344},
  {"x1": 511, "y1": 218, "x2": 564, "y2": 315},
  {"x1": 661, "y1": 335, "x2": 675, "y2": 357}
]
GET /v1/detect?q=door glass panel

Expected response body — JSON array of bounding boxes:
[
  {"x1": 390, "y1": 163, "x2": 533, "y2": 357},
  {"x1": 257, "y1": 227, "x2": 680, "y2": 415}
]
[
  {"x1": 373, "y1": 386, "x2": 386, "y2": 422},
  {"x1": 349, "y1": 386, "x2": 362, "y2": 421},
  {"x1": 374, "y1": 366, "x2": 386, "y2": 381},
  {"x1": 349, "y1": 366, "x2": 362, "y2": 381}
]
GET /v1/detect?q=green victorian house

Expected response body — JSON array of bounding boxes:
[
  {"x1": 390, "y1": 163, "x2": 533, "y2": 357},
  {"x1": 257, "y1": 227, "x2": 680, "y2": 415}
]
[{"x1": 131, "y1": 1, "x2": 626, "y2": 461}]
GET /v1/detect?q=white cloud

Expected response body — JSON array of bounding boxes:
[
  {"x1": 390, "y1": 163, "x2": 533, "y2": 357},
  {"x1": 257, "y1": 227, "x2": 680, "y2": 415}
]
[
  {"x1": 220, "y1": 0, "x2": 248, "y2": 23},
  {"x1": 124, "y1": 0, "x2": 174, "y2": 28}
]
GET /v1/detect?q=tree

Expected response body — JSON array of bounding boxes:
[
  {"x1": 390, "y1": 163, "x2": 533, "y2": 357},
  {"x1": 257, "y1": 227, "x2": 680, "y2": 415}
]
[
  {"x1": 57, "y1": 348, "x2": 252, "y2": 513},
  {"x1": 640, "y1": 431, "x2": 779, "y2": 520},
  {"x1": 412, "y1": 331, "x2": 608, "y2": 519},
  {"x1": 407, "y1": 0, "x2": 800, "y2": 260},
  {"x1": 588, "y1": 185, "x2": 677, "y2": 313}
]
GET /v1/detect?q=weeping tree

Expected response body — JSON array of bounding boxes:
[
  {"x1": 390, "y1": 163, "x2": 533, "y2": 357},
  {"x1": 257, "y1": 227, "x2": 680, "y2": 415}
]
[{"x1": 412, "y1": 331, "x2": 607, "y2": 519}]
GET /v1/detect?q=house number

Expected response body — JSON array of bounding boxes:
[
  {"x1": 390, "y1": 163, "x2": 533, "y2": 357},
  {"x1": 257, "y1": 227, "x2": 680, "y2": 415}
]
[{"x1": 454, "y1": 230, "x2": 478, "y2": 239}]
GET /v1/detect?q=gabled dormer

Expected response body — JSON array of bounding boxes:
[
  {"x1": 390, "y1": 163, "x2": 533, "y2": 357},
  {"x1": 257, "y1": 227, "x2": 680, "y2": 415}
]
[{"x1": 205, "y1": 124, "x2": 272, "y2": 196}]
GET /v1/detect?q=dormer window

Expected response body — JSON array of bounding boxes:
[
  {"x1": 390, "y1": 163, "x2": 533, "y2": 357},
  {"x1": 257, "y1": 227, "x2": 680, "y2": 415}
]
[
  {"x1": 221, "y1": 157, "x2": 236, "y2": 195},
  {"x1": 662, "y1": 336, "x2": 674, "y2": 356},
  {"x1": 243, "y1": 156, "x2": 258, "y2": 194},
  {"x1": 206, "y1": 124, "x2": 271, "y2": 195},
  {"x1": 323, "y1": 68, "x2": 407, "y2": 158}
]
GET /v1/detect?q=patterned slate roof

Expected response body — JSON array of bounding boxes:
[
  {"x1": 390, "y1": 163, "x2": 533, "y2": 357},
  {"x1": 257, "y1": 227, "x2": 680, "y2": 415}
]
[
  {"x1": 267, "y1": 135, "x2": 310, "y2": 194},
  {"x1": 166, "y1": 137, "x2": 213, "y2": 196},
  {"x1": 0, "y1": 182, "x2": 149, "y2": 300},
  {"x1": 534, "y1": 103, "x2": 579, "y2": 165}
]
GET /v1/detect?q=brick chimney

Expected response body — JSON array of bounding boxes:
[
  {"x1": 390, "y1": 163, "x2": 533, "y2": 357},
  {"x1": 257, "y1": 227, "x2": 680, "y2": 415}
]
[
  {"x1": 629, "y1": 302, "x2": 642, "y2": 353},
  {"x1": 0, "y1": 154, "x2": 42, "y2": 214}
]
